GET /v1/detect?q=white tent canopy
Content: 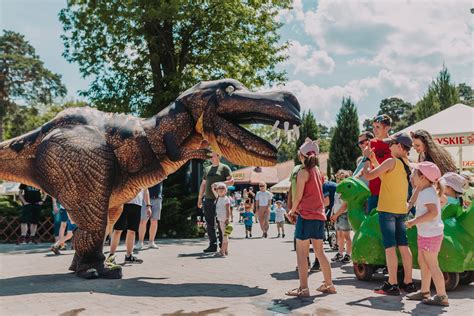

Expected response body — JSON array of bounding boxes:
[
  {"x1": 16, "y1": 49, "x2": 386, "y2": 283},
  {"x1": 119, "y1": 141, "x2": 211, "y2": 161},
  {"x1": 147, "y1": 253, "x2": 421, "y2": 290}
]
[
  {"x1": 398, "y1": 103, "x2": 474, "y2": 169},
  {"x1": 270, "y1": 177, "x2": 290, "y2": 193}
]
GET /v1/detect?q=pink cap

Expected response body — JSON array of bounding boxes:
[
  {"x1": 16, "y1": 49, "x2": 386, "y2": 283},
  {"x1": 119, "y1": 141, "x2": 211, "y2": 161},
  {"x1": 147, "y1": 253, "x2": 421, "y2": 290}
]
[
  {"x1": 299, "y1": 138, "x2": 319, "y2": 157},
  {"x1": 411, "y1": 161, "x2": 441, "y2": 183},
  {"x1": 440, "y1": 172, "x2": 467, "y2": 193}
]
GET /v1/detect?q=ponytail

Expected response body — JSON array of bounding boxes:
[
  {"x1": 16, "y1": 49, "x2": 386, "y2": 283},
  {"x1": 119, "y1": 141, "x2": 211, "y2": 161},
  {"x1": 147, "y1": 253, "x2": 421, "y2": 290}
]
[
  {"x1": 303, "y1": 154, "x2": 318, "y2": 169},
  {"x1": 435, "y1": 180, "x2": 444, "y2": 198}
]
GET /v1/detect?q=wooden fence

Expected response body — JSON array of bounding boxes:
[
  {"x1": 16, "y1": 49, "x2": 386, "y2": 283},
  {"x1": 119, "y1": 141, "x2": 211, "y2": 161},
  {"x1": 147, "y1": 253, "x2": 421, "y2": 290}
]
[{"x1": 0, "y1": 216, "x2": 55, "y2": 243}]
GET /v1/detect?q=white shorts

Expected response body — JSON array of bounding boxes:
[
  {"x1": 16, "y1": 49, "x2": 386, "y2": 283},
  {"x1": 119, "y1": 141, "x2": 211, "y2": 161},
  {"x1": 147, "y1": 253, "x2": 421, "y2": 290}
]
[{"x1": 141, "y1": 197, "x2": 163, "y2": 220}]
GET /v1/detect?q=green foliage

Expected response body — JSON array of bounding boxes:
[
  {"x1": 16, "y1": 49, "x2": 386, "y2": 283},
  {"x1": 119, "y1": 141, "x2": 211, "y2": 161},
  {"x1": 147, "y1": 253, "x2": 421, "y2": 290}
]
[
  {"x1": 362, "y1": 118, "x2": 373, "y2": 133},
  {"x1": 245, "y1": 124, "x2": 296, "y2": 163},
  {"x1": 0, "y1": 196, "x2": 20, "y2": 218},
  {"x1": 59, "y1": 0, "x2": 291, "y2": 115},
  {"x1": 377, "y1": 97, "x2": 414, "y2": 132},
  {"x1": 3, "y1": 100, "x2": 88, "y2": 139},
  {"x1": 0, "y1": 30, "x2": 67, "y2": 140},
  {"x1": 415, "y1": 64, "x2": 460, "y2": 121},
  {"x1": 294, "y1": 110, "x2": 320, "y2": 162},
  {"x1": 433, "y1": 64, "x2": 460, "y2": 110},
  {"x1": 329, "y1": 97, "x2": 360, "y2": 173},
  {"x1": 457, "y1": 83, "x2": 474, "y2": 106},
  {"x1": 416, "y1": 87, "x2": 440, "y2": 121},
  {"x1": 160, "y1": 167, "x2": 200, "y2": 238}
]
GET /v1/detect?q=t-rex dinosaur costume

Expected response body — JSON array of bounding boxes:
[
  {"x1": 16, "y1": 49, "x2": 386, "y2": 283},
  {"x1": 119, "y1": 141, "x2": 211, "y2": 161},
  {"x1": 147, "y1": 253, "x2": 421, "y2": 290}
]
[{"x1": 0, "y1": 79, "x2": 301, "y2": 279}]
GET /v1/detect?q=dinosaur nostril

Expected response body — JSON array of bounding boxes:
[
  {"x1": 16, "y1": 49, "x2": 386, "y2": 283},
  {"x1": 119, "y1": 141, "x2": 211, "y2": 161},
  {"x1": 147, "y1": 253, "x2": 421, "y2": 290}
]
[{"x1": 347, "y1": 184, "x2": 351, "y2": 188}]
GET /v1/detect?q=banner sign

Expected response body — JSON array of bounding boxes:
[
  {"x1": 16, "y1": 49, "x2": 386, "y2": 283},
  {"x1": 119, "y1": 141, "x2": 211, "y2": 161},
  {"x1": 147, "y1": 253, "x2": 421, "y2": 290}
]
[{"x1": 434, "y1": 133, "x2": 474, "y2": 147}]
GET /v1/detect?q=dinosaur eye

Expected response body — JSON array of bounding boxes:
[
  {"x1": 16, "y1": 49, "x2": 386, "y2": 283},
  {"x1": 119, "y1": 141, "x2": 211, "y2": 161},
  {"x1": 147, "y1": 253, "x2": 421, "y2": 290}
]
[
  {"x1": 347, "y1": 184, "x2": 351, "y2": 188},
  {"x1": 225, "y1": 85, "x2": 235, "y2": 95}
]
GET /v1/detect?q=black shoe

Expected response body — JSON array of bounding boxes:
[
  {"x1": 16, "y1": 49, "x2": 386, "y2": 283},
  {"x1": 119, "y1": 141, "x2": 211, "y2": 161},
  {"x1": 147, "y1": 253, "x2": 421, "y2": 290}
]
[
  {"x1": 203, "y1": 246, "x2": 217, "y2": 253},
  {"x1": 340, "y1": 254, "x2": 351, "y2": 264},
  {"x1": 277, "y1": 233, "x2": 280, "y2": 238},
  {"x1": 400, "y1": 282, "x2": 417, "y2": 293},
  {"x1": 249, "y1": 233, "x2": 252, "y2": 237},
  {"x1": 374, "y1": 281, "x2": 400, "y2": 295},
  {"x1": 331, "y1": 253, "x2": 343, "y2": 262},
  {"x1": 245, "y1": 236, "x2": 249, "y2": 239},
  {"x1": 124, "y1": 254, "x2": 143, "y2": 264},
  {"x1": 310, "y1": 261, "x2": 321, "y2": 272},
  {"x1": 30, "y1": 236, "x2": 39, "y2": 244},
  {"x1": 282, "y1": 234, "x2": 285, "y2": 238}
]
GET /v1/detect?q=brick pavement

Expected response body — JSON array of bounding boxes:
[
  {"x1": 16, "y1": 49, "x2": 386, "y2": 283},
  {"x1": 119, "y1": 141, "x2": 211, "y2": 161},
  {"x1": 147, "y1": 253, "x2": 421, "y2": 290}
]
[{"x1": 0, "y1": 216, "x2": 472, "y2": 315}]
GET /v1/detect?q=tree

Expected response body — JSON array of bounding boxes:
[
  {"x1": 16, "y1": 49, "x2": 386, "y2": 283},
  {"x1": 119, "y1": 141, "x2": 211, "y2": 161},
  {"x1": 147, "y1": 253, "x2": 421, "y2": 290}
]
[
  {"x1": 245, "y1": 124, "x2": 296, "y2": 163},
  {"x1": 433, "y1": 64, "x2": 459, "y2": 110},
  {"x1": 329, "y1": 97, "x2": 360, "y2": 173},
  {"x1": 295, "y1": 110, "x2": 319, "y2": 157},
  {"x1": 416, "y1": 87, "x2": 440, "y2": 121},
  {"x1": 59, "y1": 1, "x2": 291, "y2": 116},
  {"x1": 3, "y1": 100, "x2": 88, "y2": 139},
  {"x1": 457, "y1": 83, "x2": 474, "y2": 106},
  {"x1": 377, "y1": 97, "x2": 414, "y2": 132},
  {"x1": 0, "y1": 30, "x2": 67, "y2": 140},
  {"x1": 362, "y1": 118, "x2": 373, "y2": 133}
]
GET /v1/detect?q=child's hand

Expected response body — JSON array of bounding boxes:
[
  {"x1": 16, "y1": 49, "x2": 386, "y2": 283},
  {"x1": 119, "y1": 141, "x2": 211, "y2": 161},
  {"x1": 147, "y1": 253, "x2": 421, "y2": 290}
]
[
  {"x1": 406, "y1": 219, "x2": 416, "y2": 229},
  {"x1": 330, "y1": 214, "x2": 337, "y2": 223}
]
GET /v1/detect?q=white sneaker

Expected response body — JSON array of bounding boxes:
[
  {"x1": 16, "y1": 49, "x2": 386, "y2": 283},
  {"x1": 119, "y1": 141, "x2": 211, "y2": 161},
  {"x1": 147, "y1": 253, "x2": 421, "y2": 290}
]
[
  {"x1": 149, "y1": 242, "x2": 159, "y2": 249},
  {"x1": 134, "y1": 243, "x2": 143, "y2": 251}
]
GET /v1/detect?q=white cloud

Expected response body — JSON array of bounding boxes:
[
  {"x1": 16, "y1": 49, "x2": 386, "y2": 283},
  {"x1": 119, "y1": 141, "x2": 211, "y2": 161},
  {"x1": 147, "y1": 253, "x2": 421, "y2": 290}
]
[
  {"x1": 284, "y1": 40, "x2": 335, "y2": 76},
  {"x1": 266, "y1": 69, "x2": 424, "y2": 126},
  {"x1": 301, "y1": 0, "x2": 473, "y2": 77}
]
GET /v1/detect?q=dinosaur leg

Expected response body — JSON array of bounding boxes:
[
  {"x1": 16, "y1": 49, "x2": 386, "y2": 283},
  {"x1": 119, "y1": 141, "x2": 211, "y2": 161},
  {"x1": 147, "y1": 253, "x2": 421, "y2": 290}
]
[{"x1": 35, "y1": 127, "x2": 121, "y2": 279}]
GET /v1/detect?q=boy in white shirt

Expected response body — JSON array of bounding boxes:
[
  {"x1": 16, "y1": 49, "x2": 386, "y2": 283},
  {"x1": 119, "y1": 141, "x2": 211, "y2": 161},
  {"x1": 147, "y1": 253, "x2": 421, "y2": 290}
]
[
  {"x1": 274, "y1": 200, "x2": 286, "y2": 238},
  {"x1": 255, "y1": 182, "x2": 273, "y2": 238}
]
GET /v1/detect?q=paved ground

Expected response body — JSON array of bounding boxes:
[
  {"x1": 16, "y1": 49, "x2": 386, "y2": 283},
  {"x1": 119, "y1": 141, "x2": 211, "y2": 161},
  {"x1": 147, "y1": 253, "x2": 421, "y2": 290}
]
[{"x1": 1, "y1": 214, "x2": 473, "y2": 315}]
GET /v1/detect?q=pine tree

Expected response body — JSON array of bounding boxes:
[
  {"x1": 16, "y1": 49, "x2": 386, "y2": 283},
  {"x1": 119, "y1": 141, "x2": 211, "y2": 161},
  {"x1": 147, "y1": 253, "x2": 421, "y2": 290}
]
[
  {"x1": 329, "y1": 97, "x2": 360, "y2": 173},
  {"x1": 434, "y1": 64, "x2": 460, "y2": 110},
  {"x1": 294, "y1": 110, "x2": 320, "y2": 161},
  {"x1": 416, "y1": 87, "x2": 440, "y2": 121}
]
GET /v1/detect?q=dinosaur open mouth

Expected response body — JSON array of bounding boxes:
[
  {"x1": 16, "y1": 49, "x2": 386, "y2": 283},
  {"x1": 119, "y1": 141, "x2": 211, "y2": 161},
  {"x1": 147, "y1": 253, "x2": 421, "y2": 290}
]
[{"x1": 217, "y1": 101, "x2": 301, "y2": 166}]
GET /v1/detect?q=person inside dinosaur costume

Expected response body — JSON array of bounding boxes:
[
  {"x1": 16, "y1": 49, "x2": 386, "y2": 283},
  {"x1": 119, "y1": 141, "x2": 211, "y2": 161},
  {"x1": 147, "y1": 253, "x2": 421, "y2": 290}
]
[{"x1": 0, "y1": 79, "x2": 301, "y2": 279}]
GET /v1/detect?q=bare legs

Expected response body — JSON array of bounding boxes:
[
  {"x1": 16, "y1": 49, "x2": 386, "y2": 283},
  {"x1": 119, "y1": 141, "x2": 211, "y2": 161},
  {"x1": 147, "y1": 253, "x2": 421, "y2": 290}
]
[{"x1": 295, "y1": 238, "x2": 334, "y2": 293}]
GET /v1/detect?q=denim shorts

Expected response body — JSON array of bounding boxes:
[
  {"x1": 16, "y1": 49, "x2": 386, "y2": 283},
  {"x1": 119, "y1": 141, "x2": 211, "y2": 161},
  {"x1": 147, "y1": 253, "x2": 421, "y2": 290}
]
[
  {"x1": 59, "y1": 208, "x2": 69, "y2": 222},
  {"x1": 378, "y1": 211, "x2": 408, "y2": 249},
  {"x1": 335, "y1": 213, "x2": 351, "y2": 231},
  {"x1": 295, "y1": 216, "x2": 325, "y2": 240},
  {"x1": 367, "y1": 195, "x2": 379, "y2": 214}
]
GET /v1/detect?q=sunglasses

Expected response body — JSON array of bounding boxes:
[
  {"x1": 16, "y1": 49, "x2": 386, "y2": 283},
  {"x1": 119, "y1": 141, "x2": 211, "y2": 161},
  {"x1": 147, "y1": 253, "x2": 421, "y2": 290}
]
[
  {"x1": 357, "y1": 139, "x2": 369, "y2": 145},
  {"x1": 373, "y1": 115, "x2": 391, "y2": 125}
]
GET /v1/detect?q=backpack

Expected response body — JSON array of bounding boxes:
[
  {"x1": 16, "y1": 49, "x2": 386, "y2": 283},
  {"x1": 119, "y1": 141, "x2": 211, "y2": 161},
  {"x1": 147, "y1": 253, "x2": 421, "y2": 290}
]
[{"x1": 398, "y1": 158, "x2": 415, "y2": 214}]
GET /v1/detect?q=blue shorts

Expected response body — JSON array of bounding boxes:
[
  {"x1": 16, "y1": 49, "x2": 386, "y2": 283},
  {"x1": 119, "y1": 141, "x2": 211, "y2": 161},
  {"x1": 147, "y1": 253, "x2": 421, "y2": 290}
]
[
  {"x1": 378, "y1": 211, "x2": 408, "y2": 249},
  {"x1": 295, "y1": 216, "x2": 325, "y2": 240},
  {"x1": 59, "y1": 208, "x2": 69, "y2": 222},
  {"x1": 67, "y1": 219, "x2": 77, "y2": 231},
  {"x1": 367, "y1": 195, "x2": 379, "y2": 214}
]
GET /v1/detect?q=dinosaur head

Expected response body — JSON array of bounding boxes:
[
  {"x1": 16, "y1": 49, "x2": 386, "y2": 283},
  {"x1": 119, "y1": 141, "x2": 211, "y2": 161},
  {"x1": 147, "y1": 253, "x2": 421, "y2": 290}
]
[
  {"x1": 177, "y1": 79, "x2": 301, "y2": 166},
  {"x1": 336, "y1": 178, "x2": 371, "y2": 207}
]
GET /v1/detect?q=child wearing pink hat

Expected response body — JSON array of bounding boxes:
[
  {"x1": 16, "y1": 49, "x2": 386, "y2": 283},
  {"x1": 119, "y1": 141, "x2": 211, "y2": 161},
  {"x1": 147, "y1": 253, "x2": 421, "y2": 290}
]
[{"x1": 406, "y1": 161, "x2": 448, "y2": 306}]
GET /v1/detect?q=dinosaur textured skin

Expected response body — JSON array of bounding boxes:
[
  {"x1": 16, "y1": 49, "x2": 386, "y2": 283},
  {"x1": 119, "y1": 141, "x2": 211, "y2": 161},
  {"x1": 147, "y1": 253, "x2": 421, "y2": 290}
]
[{"x1": 0, "y1": 79, "x2": 301, "y2": 279}]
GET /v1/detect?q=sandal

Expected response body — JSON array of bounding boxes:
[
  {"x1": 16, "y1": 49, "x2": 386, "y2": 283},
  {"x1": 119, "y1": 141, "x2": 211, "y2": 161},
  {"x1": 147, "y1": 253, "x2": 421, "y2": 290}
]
[
  {"x1": 407, "y1": 291, "x2": 430, "y2": 301},
  {"x1": 317, "y1": 283, "x2": 337, "y2": 294},
  {"x1": 423, "y1": 294, "x2": 449, "y2": 306},
  {"x1": 285, "y1": 287, "x2": 310, "y2": 297}
]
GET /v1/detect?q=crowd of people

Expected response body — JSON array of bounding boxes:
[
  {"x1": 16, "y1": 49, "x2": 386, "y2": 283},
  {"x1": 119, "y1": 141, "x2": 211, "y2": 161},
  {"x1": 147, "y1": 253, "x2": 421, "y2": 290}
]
[{"x1": 12, "y1": 112, "x2": 473, "y2": 308}]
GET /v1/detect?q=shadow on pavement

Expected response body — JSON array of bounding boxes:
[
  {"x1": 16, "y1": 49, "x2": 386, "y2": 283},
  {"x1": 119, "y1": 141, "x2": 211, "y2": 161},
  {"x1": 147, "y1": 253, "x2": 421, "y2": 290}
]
[
  {"x1": 0, "y1": 274, "x2": 267, "y2": 298},
  {"x1": 162, "y1": 307, "x2": 228, "y2": 316},
  {"x1": 271, "y1": 270, "x2": 299, "y2": 281},
  {"x1": 346, "y1": 295, "x2": 404, "y2": 312},
  {"x1": 268, "y1": 296, "x2": 317, "y2": 313}
]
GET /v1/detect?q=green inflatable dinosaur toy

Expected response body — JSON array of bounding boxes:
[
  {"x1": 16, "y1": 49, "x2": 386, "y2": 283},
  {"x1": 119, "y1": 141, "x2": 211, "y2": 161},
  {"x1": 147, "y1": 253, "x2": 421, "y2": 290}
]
[{"x1": 337, "y1": 177, "x2": 474, "y2": 290}]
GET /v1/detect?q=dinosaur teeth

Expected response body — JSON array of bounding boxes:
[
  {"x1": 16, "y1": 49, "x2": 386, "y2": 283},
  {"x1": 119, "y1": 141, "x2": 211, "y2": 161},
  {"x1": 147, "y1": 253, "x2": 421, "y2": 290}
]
[
  {"x1": 287, "y1": 129, "x2": 292, "y2": 143},
  {"x1": 283, "y1": 121, "x2": 289, "y2": 135},
  {"x1": 271, "y1": 120, "x2": 280, "y2": 132},
  {"x1": 293, "y1": 125, "x2": 300, "y2": 140}
]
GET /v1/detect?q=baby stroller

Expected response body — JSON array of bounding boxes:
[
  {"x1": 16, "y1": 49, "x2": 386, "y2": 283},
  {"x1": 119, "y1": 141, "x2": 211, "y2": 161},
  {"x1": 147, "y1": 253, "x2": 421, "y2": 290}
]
[{"x1": 325, "y1": 207, "x2": 337, "y2": 250}]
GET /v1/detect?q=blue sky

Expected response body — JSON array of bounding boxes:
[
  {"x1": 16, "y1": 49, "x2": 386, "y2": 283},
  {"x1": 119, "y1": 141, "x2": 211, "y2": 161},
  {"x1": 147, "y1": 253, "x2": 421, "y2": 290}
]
[{"x1": 1, "y1": 0, "x2": 473, "y2": 126}]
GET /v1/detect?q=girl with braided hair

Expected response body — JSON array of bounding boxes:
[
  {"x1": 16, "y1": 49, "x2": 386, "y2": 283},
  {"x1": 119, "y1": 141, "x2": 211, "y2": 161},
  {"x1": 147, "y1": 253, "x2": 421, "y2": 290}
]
[{"x1": 411, "y1": 129, "x2": 457, "y2": 175}]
